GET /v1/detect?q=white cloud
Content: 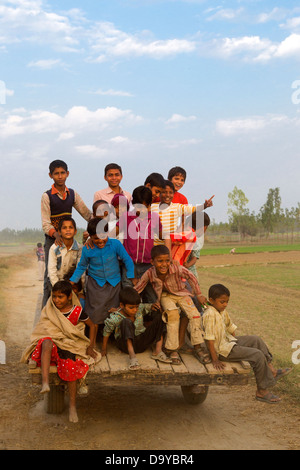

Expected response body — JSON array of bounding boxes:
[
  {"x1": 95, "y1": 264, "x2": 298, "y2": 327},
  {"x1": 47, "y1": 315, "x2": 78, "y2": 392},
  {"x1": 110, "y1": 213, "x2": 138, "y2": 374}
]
[
  {"x1": 0, "y1": 0, "x2": 82, "y2": 50},
  {"x1": 207, "y1": 33, "x2": 300, "y2": 62},
  {"x1": 57, "y1": 132, "x2": 74, "y2": 141},
  {"x1": 75, "y1": 145, "x2": 108, "y2": 159},
  {"x1": 165, "y1": 113, "x2": 197, "y2": 125},
  {"x1": 206, "y1": 8, "x2": 244, "y2": 22},
  {"x1": 216, "y1": 114, "x2": 291, "y2": 136},
  {"x1": 257, "y1": 8, "x2": 288, "y2": 24},
  {"x1": 109, "y1": 136, "x2": 130, "y2": 144},
  {"x1": 93, "y1": 88, "x2": 134, "y2": 97},
  {"x1": 88, "y1": 21, "x2": 196, "y2": 61},
  {"x1": 0, "y1": 105, "x2": 143, "y2": 138},
  {"x1": 27, "y1": 59, "x2": 64, "y2": 69}
]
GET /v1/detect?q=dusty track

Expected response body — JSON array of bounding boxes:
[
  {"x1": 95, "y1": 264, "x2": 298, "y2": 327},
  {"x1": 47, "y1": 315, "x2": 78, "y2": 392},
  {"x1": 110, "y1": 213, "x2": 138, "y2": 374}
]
[{"x1": 0, "y1": 251, "x2": 299, "y2": 450}]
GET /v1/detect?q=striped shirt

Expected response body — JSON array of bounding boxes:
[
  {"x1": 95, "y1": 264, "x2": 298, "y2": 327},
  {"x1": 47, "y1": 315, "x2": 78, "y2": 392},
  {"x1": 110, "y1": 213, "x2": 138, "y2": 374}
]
[
  {"x1": 134, "y1": 263, "x2": 201, "y2": 301},
  {"x1": 151, "y1": 203, "x2": 204, "y2": 245},
  {"x1": 103, "y1": 304, "x2": 153, "y2": 340}
]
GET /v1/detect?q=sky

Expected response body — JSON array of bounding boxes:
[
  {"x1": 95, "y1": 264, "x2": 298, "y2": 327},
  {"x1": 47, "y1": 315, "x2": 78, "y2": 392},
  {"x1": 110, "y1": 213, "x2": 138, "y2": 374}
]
[{"x1": 0, "y1": 0, "x2": 300, "y2": 230}]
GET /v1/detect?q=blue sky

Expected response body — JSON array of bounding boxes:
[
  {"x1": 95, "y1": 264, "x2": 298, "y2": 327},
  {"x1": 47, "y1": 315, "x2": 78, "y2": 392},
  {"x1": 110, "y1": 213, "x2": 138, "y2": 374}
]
[{"x1": 0, "y1": 0, "x2": 300, "y2": 229}]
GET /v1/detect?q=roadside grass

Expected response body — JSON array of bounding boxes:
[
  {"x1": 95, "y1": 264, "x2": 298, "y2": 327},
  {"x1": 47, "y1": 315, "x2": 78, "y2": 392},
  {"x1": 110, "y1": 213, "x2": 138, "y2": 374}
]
[{"x1": 197, "y1": 261, "x2": 300, "y2": 404}]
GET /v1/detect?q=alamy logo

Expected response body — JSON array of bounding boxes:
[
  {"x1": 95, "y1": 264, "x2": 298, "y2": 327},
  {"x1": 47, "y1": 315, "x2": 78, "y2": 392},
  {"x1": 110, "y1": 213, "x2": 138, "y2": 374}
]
[
  {"x1": 291, "y1": 80, "x2": 300, "y2": 105},
  {"x1": 292, "y1": 340, "x2": 300, "y2": 365},
  {"x1": 0, "y1": 80, "x2": 6, "y2": 105}
]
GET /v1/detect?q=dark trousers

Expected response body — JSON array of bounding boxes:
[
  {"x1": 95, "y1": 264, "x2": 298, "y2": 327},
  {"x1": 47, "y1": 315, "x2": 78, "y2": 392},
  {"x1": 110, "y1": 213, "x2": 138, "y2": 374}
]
[
  {"x1": 116, "y1": 314, "x2": 166, "y2": 354},
  {"x1": 121, "y1": 262, "x2": 157, "y2": 303},
  {"x1": 42, "y1": 235, "x2": 55, "y2": 307},
  {"x1": 220, "y1": 335, "x2": 276, "y2": 390}
]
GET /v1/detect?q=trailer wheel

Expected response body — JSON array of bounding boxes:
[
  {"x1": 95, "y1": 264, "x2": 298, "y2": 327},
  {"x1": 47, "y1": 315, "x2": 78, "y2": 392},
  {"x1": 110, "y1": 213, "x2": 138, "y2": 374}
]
[
  {"x1": 44, "y1": 384, "x2": 66, "y2": 414},
  {"x1": 181, "y1": 385, "x2": 209, "y2": 404}
]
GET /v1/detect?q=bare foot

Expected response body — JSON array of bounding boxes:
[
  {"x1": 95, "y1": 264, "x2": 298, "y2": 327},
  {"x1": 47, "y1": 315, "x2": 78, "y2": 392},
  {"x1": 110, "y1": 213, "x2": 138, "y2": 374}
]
[
  {"x1": 69, "y1": 406, "x2": 79, "y2": 423},
  {"x1": 40, "y1": 383, "x2": 50, "y2": 394}
]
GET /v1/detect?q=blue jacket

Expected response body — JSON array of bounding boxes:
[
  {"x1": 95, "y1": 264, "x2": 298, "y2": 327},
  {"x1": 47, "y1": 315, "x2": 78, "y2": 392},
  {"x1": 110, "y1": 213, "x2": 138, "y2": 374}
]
[{"x1": 70, "y1": 238, "x2": 134, "y2": 287}]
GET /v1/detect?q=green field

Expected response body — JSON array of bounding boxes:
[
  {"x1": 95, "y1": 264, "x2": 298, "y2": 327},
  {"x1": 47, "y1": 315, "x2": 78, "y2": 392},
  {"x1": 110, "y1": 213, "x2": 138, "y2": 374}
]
[
  {"x1": 204, "y1": 263, "x2": 300, "y2": 291},
  {"x1": 201, "y1": 243, "x2": 300, "y2": 256}
]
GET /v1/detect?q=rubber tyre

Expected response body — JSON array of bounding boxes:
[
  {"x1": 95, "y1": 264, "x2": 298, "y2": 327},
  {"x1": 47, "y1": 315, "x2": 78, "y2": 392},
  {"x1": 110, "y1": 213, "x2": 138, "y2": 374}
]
[
  {"x1": 181, "y1": 385, "x2": 209, "y2": 404},
  {"x1": 44, "y1": 384, "x2": 66, "y2": 414}
]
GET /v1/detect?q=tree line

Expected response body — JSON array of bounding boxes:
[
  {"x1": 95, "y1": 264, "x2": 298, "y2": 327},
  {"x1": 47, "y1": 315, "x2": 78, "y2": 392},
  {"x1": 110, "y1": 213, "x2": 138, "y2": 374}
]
[
  {"x1": 212, "y1": 186, "x2": 300, "y2": 240},
  {"x1": 0, "y1": 187, "x2": 298, "y2": 244}
]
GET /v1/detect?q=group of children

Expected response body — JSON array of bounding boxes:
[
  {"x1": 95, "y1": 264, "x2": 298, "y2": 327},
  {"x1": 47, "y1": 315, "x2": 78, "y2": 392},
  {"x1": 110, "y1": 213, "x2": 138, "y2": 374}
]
[{"x1": 22, "y1": 160, "x2": 291, "y2": 423}]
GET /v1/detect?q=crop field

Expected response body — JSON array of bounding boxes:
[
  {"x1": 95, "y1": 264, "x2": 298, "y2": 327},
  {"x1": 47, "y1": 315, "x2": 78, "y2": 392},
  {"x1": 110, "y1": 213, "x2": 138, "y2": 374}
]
[{"x1": 196, "y1": 248, "x2": 300, "y2": 403}]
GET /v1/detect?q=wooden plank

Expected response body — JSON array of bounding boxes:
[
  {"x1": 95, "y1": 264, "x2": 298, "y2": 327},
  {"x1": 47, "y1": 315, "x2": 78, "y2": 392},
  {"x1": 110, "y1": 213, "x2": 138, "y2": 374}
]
[
  {"x1": 180, "y1": 353, "x2": 207, "y2": 375},
  {"x1": 106, "y1": 346, "x2": 129, "y2": 375},
  {"x1": 156, "y1": 360, "x2": 173, "y2": 374},
  {"x1": 137, "y1": 350, "x2": 160, "y2": 373},
  {"x1": 90, "y1": 355, "x2": 110, "y2": 374},
  {"x1": 204, "y1": 362, "x2": 236, "y2": 375},
  {"x1": 171, "y1": 354, "x2": 189, "y2": 375}
]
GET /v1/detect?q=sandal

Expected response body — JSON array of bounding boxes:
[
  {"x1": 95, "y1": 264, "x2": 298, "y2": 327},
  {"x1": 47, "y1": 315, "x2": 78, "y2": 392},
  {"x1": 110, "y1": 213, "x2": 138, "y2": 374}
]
[
  {"x1": 274, "y1": 368, "x2": 292, "y2": 382},
  {"x1": 193, "y1": 348, "x2": 211, "y2": 365},
  {"x1": 178, "y1": 344, "x2": 194, "y2": 355},
  {"x1": 168, "y1": 351, "x2": 182, "y2": 365},
  {"x1": 256, "y1": 392, "x2": 281, "y2": 404},
  {"x1": 151, "y1": 351, "x2": 172, "y2": 364},
  {"x1": 129, "y1": 357, "x2": 140, "y2": 370}
]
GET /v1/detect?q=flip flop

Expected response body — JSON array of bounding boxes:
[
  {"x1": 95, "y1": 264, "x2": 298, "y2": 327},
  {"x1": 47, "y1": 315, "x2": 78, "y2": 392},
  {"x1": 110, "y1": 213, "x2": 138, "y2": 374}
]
[
  {"x1": 129, "y1": 357, "x2": 140, "y2": 370},
  {"x1": 274, "y1": 368, "x2": 292, "y2": 382},
  {"x1": 151, "y1": 351, "x2": 172, "y2": 364},
  {"x1": 256, "y1": 392, "x2": 281, "y2": 404}
]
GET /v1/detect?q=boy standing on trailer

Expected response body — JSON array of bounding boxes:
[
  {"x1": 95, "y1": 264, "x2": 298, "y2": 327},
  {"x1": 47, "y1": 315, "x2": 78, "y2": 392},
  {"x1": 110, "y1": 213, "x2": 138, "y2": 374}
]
[
  {"x1": 41, "y1": 160, "x2": 92, "y2": 307},
  {"x1": 93, "y1": 163, "x2": 131, "y2": 204}
]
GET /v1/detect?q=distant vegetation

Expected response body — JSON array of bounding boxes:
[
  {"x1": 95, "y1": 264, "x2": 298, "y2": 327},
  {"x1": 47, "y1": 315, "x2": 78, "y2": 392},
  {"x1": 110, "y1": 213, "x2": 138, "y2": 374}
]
[{"x1": 0, "y1": 187, "x2": 299, "y2": 246}]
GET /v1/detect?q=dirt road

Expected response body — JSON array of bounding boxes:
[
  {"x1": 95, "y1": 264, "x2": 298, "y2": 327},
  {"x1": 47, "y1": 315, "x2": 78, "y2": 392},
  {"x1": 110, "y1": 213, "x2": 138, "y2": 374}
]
[{"x1": 0, "y1": 252, "x2": 299, "y2": 450}]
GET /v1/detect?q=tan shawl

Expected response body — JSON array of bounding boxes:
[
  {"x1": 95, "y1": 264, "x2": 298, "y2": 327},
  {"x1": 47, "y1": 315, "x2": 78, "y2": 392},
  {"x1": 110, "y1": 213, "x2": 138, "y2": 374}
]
[{"x1": 21, "y1": 293, "x2": 101, "y2": 366}]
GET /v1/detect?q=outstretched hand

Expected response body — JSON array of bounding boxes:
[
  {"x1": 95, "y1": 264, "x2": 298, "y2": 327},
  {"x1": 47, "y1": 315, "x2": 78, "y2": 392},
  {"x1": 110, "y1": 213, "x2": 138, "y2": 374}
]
[{"x1": 204, "y1": 195, "x2": 215, "y2": 209}]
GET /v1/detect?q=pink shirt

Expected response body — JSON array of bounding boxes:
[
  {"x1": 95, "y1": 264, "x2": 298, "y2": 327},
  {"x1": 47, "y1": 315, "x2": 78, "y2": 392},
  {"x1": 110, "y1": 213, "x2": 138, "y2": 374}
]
[
  {"x1": 93, "y1": 187, "x2": 132, "y2": 204},
  {"x1": 117, "y1": 211, "x2": 163, "y2": 264}
]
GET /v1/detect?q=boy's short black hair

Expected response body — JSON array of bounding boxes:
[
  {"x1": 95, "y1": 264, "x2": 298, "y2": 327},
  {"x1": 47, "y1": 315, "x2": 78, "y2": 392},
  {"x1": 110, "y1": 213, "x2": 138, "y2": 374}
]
[
  {"x1": 52, "y1": 280, "x2": 73, "y2": 297},
  {"x1": 92, "y1": 200, "x2": 111, "y2": 216},
  {"x1": 168, "y1": 166, "x2": 187, "y2": 181},
  {"x1": 208, "y1": 284, "x2": 230, "y2": 300},
  {"x1": 58, "y1": 216, "x2": 77, "y2": 232},
  {"x1": 119, "y1": 287, "x2": 141, "y2": 306},
  {"x1": 104, "y1": 163, "x2": 122, "y2": 176},
  {"x1": 87, "y1": 217, "x2": 109, "y2": 236},
  {"x1": 186, "y1": 210, "x2": 210, "y2": 231},
  {"x1": 164, "y1": 180, "x2": 175, "y2": 192},
  {"x1": 49, "y1": 160, "x2": 68, "y2": 174},
  {"x1": 144, "y1": 173, "x2": 166, "y2": 188},
  {"x1": 151, "y1": 245, "x2": 170, "y2": 260},
  {"x1": 37, "y1": 242, "x2": 42, "y2": 248},
  {"x1": 132, "y1": 186, "x2": 153, "y2": 206}
]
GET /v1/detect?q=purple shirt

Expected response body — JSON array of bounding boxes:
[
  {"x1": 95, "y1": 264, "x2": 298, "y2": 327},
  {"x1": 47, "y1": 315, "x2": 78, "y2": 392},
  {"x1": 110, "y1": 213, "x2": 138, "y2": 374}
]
[{"x1": 117, "y1": 211, "x2": 163, "y2": 264}]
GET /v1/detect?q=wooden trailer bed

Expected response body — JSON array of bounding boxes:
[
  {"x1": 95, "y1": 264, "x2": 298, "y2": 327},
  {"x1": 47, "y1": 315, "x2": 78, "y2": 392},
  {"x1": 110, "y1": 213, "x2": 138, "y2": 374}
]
[{"x1": 29, "y1": 295, "x2": 252, "y2": 414}]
